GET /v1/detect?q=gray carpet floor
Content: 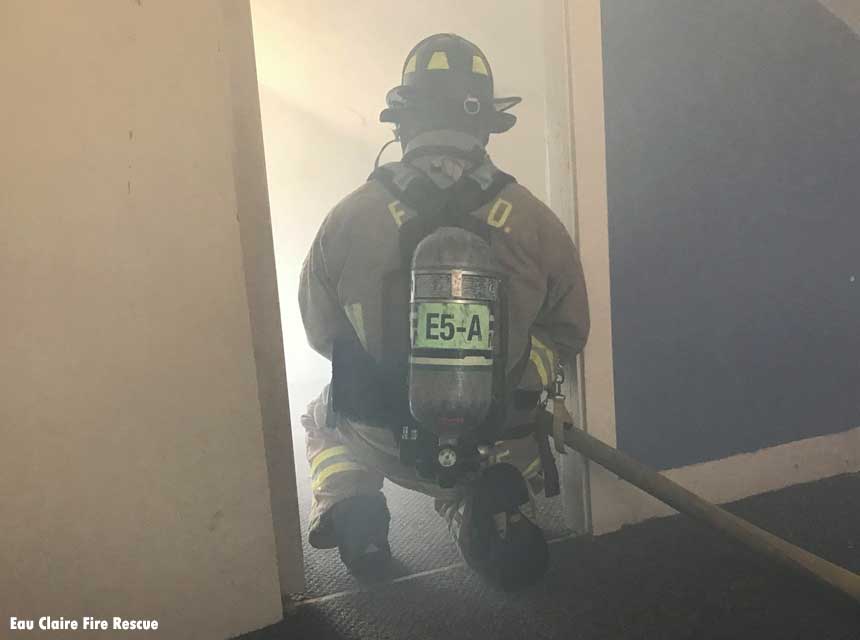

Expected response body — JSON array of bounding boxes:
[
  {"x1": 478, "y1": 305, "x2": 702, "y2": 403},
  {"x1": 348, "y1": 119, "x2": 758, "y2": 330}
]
[{"x1": 243, "y1": 453, "x2": 859, "y2": 639}]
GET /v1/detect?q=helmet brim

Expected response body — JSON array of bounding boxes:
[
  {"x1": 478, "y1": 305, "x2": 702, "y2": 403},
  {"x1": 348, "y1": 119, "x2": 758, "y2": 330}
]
[{"x1": 380, "y1": 85, "x2": 521, "y2": 134}]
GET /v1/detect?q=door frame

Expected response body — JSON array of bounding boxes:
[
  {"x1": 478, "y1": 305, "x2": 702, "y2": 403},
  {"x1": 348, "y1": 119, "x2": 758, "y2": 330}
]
[{"x1": 542, "y1": 0, "x2": 617, "y2": 535}]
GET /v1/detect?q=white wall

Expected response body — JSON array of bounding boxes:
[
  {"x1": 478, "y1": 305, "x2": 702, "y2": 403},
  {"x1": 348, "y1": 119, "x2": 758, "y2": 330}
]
[
  {"x1": 1, "y1": 1, "x2": 295, "y2": 637},
  {"x1": 251, "y1": 0, "x2": 552, "y2": 421}
]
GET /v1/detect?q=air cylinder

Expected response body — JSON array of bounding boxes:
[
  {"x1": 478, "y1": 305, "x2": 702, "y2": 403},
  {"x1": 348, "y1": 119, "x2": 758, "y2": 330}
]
[{"x1": 409, "y1": 227, "x2": 502, "y2": 438}]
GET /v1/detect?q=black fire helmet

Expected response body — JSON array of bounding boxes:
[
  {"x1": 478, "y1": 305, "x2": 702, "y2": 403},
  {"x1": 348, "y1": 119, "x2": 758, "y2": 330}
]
[{"x1": 380, "y1": 33, "x2": 521, "y2": 137}]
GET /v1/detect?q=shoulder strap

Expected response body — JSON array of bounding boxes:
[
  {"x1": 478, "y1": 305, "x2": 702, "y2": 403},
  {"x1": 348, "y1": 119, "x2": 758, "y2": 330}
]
[
  {"x1": 369, "y1": 162, "x2": 516, "y2": 268},
  {"x1": 349, "y1": 163, "x2": 520, "y2": 435},
  {"x1": 368, "y1": 162, "x2": 516, "y2": 220}
]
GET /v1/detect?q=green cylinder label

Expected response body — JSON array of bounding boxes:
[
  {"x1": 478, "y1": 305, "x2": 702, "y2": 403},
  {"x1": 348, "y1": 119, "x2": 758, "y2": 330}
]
[{"x1": 413, "y1": 302, "x2": 492, "y2": 350}]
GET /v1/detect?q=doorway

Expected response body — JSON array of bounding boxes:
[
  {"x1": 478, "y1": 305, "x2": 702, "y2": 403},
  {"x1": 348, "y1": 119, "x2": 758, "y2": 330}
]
[{"x1": 249, "y1": 0, "x2": 585, "y2": 599}]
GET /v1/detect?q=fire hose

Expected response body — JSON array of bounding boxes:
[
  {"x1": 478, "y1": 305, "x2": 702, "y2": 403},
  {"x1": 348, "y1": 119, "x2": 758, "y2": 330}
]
[{"x1": 562, "y1": 424, "x2": 860, "y2": 604}]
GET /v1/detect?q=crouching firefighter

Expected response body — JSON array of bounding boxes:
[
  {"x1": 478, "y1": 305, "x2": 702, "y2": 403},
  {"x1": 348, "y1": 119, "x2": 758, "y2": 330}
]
[{"x1": 298, "y1": 33, "x2": 590, "y2": 590}]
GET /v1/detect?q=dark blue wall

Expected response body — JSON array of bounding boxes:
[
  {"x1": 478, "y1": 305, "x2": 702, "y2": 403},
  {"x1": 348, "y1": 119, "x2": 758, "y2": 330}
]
[{"x1": 602, "y1": 0, "x2": 860, "y2": 469}]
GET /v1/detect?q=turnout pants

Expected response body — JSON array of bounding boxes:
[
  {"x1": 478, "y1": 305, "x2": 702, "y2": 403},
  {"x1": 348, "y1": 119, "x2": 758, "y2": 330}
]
[{"x1": 302, "y1": 384, "x2": 549, "y2": 548}]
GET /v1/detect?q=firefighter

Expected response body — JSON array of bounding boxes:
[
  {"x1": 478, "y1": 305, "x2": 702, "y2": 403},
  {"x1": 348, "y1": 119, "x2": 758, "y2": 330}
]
[{"x1": 299, "y1": 33, "x2": 589, "y2": 589}]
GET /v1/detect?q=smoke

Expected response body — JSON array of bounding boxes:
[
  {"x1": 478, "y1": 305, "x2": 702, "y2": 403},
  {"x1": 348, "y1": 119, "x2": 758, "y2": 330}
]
[{"x1": 252, "y1": 0, "x2": 551, "y2": 428}]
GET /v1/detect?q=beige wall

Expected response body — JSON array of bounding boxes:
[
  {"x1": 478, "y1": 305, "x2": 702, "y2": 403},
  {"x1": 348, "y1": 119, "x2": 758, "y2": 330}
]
[
  {"x1": 819, "y1": 0, "x2": 860, "y2": 36},
  {"x1": 220, "y1": 0, "x2": 305, "y2": 599},
  {"x1": 0, "y1": 1, "x2": 296, "y2": 637}
]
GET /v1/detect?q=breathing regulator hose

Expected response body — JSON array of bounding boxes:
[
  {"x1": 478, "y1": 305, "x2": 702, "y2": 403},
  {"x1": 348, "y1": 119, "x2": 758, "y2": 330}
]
[{"x1": 562, "y1": 425, "x2": 860, "y2": 604}]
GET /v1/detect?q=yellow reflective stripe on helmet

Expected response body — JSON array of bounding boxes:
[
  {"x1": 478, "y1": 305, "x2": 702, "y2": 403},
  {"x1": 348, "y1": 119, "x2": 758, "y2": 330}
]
[
  {"x1": 310, "y1": 446, "x2": 348, "y2": 475},
  {"x1": 344, "y1": 303, "x2": 368, "y2": 350},
  {"x1": 427, "y1": 51, "x2": 450, "y2": 70},
  {"x1": 472, "y1": 55, "x2": 489, "y2": 76},
  {"x1": 404, "y1": 55, "x2": 417, "y2": 74},
  {"x1": 312, "y1": 461, "x2": 365, "y2": 490}
]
